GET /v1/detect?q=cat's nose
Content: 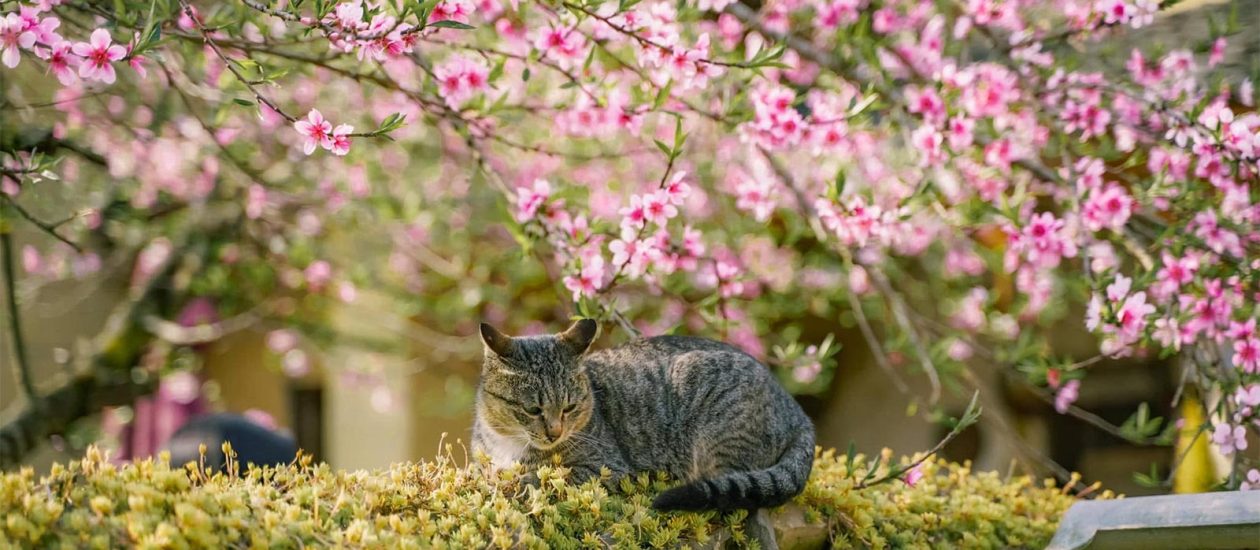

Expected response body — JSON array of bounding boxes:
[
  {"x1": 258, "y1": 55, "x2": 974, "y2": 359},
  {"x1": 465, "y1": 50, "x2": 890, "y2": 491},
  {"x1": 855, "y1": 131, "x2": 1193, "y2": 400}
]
[{"x1": 544, "y1": 418, "x2": 564, "y2": 440}]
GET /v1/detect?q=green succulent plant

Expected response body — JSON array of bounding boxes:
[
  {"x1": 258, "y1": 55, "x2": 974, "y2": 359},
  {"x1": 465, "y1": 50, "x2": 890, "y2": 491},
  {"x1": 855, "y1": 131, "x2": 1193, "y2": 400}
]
[{"x1": 0, "y1": 444, "x2": 1103, "y2": 549}]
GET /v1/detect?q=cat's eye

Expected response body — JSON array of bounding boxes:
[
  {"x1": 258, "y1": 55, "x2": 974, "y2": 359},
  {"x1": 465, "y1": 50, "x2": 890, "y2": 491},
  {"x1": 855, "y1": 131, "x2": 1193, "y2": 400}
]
[
  {"x1": 525, "y1": 406, "x2": 542, "y2": 416},
  {"x1": 562, "y1": 404, "x2": 577, "y2": 414}
]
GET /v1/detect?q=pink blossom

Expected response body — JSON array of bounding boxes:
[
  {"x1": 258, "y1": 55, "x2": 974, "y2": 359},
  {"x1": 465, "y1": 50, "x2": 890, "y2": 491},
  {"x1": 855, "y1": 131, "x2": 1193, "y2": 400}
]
[
  {"x1": 1208, "y1": 37, "x2": 1226, "y2": 68},
  {"x1": 1061, "y1": 99, "x2": 1112, "y2": 141},
  {"x1": 619, "y1": 194, "x2": 648, "y2": 231},
  {"x1": 1115, "y1": 290, "x2": 1154, "y2": 340},
  {"x1": 983, "y1": 138, "x2": 1014, "y2": 172},
  {"x1": 329, "y1": 124, "x2": 353, "y2": 156},
  {"x1": 901, "y1": 463, "x2": 925, "y2": 487},
  {"x1": 609, "y1": 234, "x2": 653, "y2": 279},
  {"x1": 294, "y1": 109, "x2": 333, "y2": 155},
  {"x1": 433, "y1": 55, "x2": 490, "y2": 108},
  {"x1": 431, "y1": 0, "x2": 475, "y2": 24},
  {"x1": 131, "y1": 238, "x2": 172, "y2": 289},
  {"x1": 246, "y1": 184, "x2": 267, "y2": 219},
  {"x1": 1100, "y1": 0, "x2": 1131, "y2": 25},
  {"x1": 906, "y1": 86, "x2": 946, "y2": 125},
  {"x1": 1212, "y1": 423, "x2": 1248, "y2": 455},
  {"x1": 21, "y1": 245, "x2": 42, "y2": 275},
  {"x1": 1243, "y1": 469, "x2": 1260, "y2": 491},
  {"x1": 735, "y1": 176, "x2": 777, "y2": 222},
  {"x1": 533, "y1": 24, "x2": 586, "y2": 68},
  {"x1": 563, "y1": 257, "x2": 606, "y2": 300},
  {"x1": 515, "y1": 179, "x2": 552, "y2": 222},
  {"x1": 0, "y1": 13, "x2": 37, "y2": 69},
  {"x1": 42, "y1": 40, "x2": 77, "y2": 85},
  {"x1": 1152, "y1": 252, "x2": 1198, "y2": 302},
  {"x1": 1081, "y1": 183, "x2": 1134, "y2": 232},
  {"x1": 792, "y1": 362, "x2": 821, "y2": 384},
  {"x1": 267, "y1": 329, "x2": 299, "y2": 353},
  {"x1": 282, "y1": 349, "x2": 311, "y2": 378},
  {"x1": 1236, "y1": 385, "x2": 1260, "y2": 409},
  {"x1": 946, "y1": 116, "x2": 975, "y2": 150},
  {"x1": 642, "y1": 191, "x2": 678, "y2": 226},
  {"x1": 71, "y1": 29, "x2": 126, "y2": 84},
  {"x1": 947, "y1": 340, "x2": 974, "y2": 361},
  {"x1": 944, "y1": 246, "x2": 985, "y2": 278},
  {"x1": 951, "y1": 287, "x2": 988, "y2": 331},
  {"x1": 848, "y1": 265, "x2": 871, "y2": 295},
  {"x1": 912, "y1": 125, "x2": 945, "y2": 166},
  {"x1": 696, "y1": 256, "x2": 745, "y2": 298},
  {"x1": 662, "y1": 171, "x2": 691, "y2": 205},
  {"x1": 1054, "y1": 379, "x2": 1080, "y2": 413},
  {"x1": 304, "y1": 260, "x2": 333, "y2": 291},
  {"x1": 1234, "y1": 337, "x2": 1260, "y2": 373},
  {"x1": 338, "y1": 281, "x2": 358, "y2": 303},
  {"x1": 1152, "y1": 317, "x2": 1182, "y2": 350},
  {"x1": 1015, "y1": 212, "x2": 1078, "y2": 269}
]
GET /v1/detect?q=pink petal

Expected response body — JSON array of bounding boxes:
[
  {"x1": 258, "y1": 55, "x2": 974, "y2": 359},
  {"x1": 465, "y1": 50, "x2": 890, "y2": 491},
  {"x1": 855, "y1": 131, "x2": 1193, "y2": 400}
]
[
  {"x1": 1, "y1": 47, "x2": 17, "y2": 69},
  {"x1": 106, "y1": 44, "x2": 126, "y2": 61},
  {"x1": 18, "y1": 31, "x2": 36, "y2": 49},
  {"x1": 294, "y1": 120, "x2": 313, "y2": 134},
  {"x1": 99, "y1": 63, "x2": 116, "y2": 84},
  {"x1": 90, "y1": 28, "x2": 110, "y2": 48},
  {"x1": 303, "y1": 139, "x2": 317, "y2": 155}
]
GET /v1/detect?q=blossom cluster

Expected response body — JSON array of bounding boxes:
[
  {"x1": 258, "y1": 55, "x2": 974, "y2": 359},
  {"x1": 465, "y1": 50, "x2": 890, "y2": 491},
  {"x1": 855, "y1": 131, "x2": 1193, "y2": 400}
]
[{"x1": 2, "y1": 7, "x2": 139, "y2": 84}]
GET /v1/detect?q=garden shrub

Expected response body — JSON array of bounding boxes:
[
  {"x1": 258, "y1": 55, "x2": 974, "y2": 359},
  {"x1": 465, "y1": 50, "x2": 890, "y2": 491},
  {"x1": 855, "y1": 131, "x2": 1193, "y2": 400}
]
[{"x1": 0, "y1": 445, "x2": 1105, "y2": 549}]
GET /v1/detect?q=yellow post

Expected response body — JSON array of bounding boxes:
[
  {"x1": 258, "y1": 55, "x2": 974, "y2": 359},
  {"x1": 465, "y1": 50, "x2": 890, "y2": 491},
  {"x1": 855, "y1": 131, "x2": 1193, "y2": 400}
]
[{"x1": 1173, "y1": 392, "x2": 1218, "y2": 493}]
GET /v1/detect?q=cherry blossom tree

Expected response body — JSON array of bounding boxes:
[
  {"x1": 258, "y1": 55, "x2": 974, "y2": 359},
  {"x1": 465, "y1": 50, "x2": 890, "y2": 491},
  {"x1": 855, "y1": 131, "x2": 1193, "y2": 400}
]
[{"x1": 0, "y1": 0, "x2": 1256, "y2": 488}]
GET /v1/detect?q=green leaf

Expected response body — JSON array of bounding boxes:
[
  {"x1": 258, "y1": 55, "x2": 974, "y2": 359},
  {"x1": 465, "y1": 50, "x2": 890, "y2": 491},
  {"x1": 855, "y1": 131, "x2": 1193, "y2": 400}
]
[
  {"x1": 428, "y1": 20, "x2": 475, "y2": 30},
  {"x1": 672, "y1": 117, "x2": 686, "y2": 153},
  {"x1": 654, "y1": 139, "x2": 672, "y2": 157},
  {"x1": 653, "y1": 80, "x2": 673, "y2": 110},
  {"x1": 374, "y1": 113, "x2": 406, "y2": 135},
  {"x1": 231, "y1": 58, "x2": 260, "y2": 73},
  {"x1": 1132, "y1": 463, "x2": 1162, "y2": 488},
  {"x1": 522, "y1": 67, "x2": 531, "y2": 82},
  {"x1": 617, "y1": 0, "x2": 642, "y2": 13},
  {"x1": 488, "y1": 58, "x2": 506, "y2": 82},
  {"x1": 232, "y1": 98, "x2": 256, "y2": 107}
]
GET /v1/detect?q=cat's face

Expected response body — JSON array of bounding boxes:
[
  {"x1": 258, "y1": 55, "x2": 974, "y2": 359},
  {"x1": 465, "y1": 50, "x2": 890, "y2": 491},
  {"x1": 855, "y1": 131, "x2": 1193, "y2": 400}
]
[{"x1": 477, "y1": 319, "x2": 598, "y2": 450}]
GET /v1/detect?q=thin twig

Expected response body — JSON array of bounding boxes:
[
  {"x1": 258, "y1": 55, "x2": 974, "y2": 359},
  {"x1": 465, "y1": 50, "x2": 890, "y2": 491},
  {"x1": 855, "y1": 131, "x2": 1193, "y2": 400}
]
[
  {"x1": 0, "y1": 195, "x2": 82, "y2": 252},
  {"x1": 867, "y1": 268, "x2": 943, "y2": 405},
  {"x1": 181, "y1": 1, "x2": 298, "y2": 123}
]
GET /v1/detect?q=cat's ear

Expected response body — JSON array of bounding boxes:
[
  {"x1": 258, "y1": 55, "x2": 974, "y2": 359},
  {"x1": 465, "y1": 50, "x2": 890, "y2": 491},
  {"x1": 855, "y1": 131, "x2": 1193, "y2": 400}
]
[
  {"x1": 559, "y1": 318, "x2": 598, "y2": 355},
  {"x1": 480, "y1": 323, "x2": 516, "y2": 358}
]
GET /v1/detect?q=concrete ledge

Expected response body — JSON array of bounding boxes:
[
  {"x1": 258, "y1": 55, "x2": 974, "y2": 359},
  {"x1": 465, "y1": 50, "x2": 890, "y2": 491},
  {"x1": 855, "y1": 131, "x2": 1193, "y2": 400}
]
[{"x1": 1047, "y1": 491, "x2": 1260, "y2": 550}]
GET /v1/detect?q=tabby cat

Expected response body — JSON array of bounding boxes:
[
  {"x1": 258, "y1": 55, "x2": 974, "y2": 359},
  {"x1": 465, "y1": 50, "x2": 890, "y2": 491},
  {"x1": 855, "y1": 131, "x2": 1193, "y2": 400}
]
[{"x1": 471, "y1": 319, "x2": 815, "y2": 513}]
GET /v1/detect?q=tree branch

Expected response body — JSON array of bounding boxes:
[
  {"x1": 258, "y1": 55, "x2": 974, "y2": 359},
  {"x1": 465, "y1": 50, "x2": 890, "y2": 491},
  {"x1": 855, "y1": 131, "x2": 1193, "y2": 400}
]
[
  {"x1": 1, "y1": 232, "x2": 37, "y2": 404},
  {"x1": 1, "y1": 195, "x2": 82, "y2": 252}
]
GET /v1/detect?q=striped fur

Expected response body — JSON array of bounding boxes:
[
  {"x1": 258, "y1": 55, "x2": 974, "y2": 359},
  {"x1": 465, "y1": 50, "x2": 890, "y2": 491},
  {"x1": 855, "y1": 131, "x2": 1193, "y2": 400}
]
[{"x1": 471, "y1": 320, "x2": 815, "y2": 513}]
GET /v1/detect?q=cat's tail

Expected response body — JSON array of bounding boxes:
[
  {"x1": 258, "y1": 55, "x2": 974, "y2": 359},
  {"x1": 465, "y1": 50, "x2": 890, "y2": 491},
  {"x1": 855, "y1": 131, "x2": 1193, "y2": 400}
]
[{"x1": 651, "y1": 427, "x2": 815, "y2": 511}]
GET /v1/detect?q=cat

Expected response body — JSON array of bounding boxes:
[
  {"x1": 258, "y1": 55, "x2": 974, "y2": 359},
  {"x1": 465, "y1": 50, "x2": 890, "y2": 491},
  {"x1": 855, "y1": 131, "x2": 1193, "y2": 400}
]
[{"x1": 470, "y1": 318, "x2": 815, "y2": 514}]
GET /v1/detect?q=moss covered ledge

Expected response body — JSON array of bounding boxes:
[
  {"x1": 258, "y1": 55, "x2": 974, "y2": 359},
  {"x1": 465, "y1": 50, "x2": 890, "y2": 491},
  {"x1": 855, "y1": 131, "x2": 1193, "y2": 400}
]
[{"x1": 0, "y1": 445, "x2": 1101, "y2": 549}]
